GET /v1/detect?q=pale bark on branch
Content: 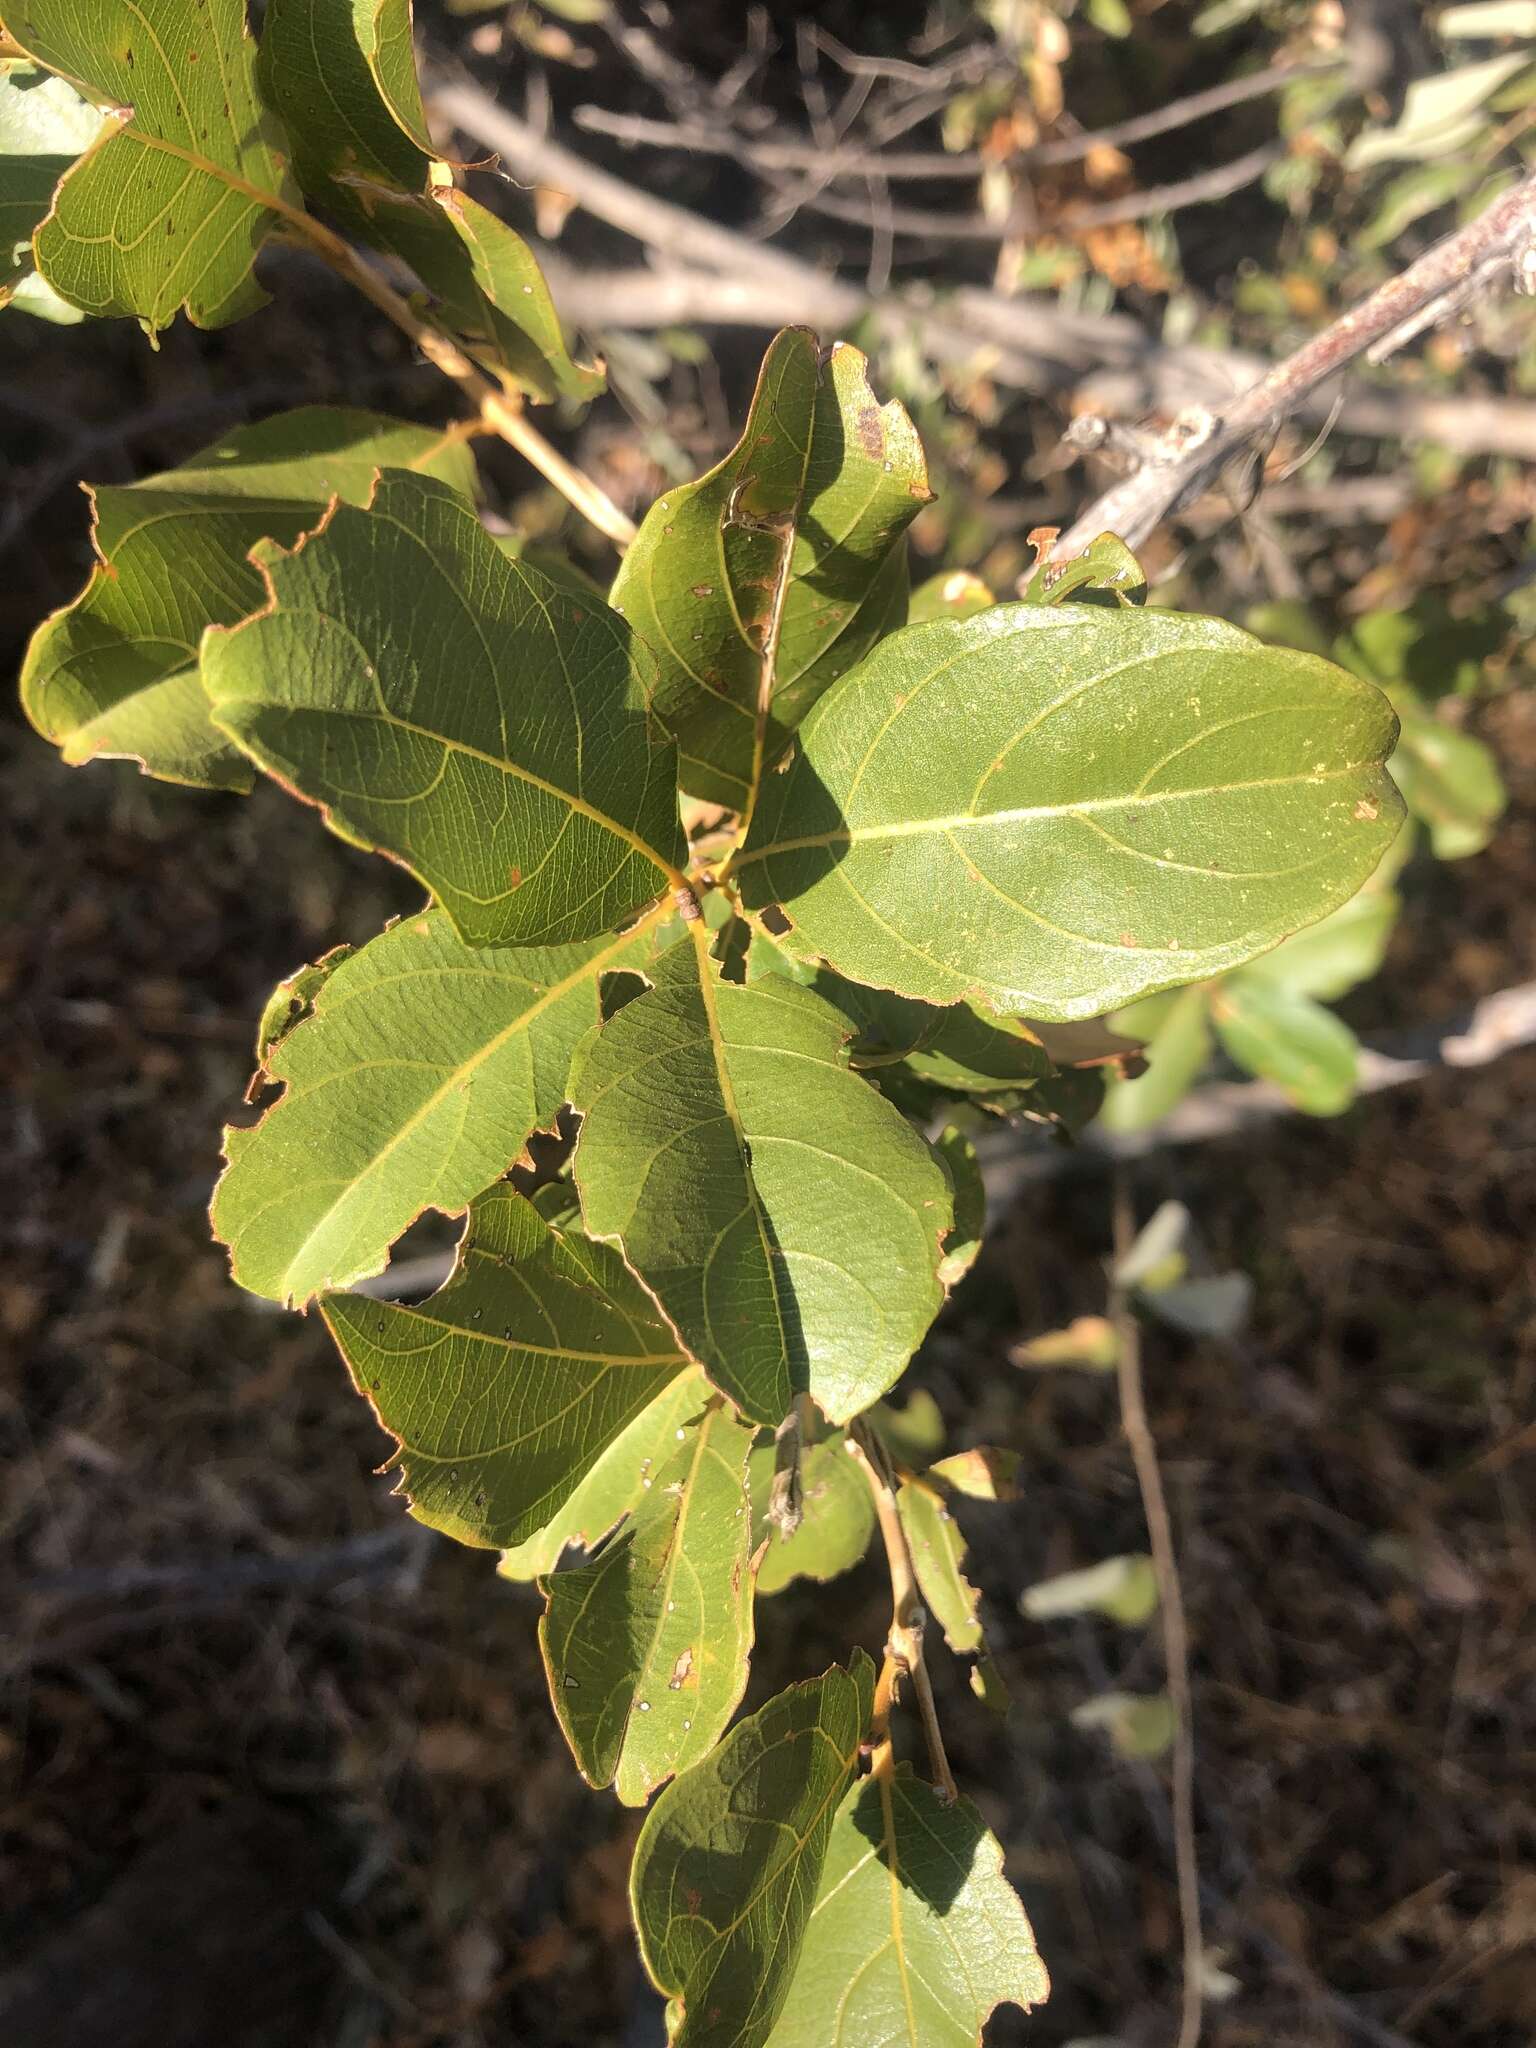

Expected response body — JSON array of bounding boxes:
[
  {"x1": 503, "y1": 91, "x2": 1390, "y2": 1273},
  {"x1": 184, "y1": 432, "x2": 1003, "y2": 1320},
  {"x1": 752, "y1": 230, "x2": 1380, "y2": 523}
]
[{"x1": 428, "y1": 77, "x2": 1536, "y2": 464}]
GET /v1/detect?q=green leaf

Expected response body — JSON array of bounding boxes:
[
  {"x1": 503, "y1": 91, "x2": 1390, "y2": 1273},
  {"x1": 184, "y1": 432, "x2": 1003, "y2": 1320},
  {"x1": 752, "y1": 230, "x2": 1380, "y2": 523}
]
[
  {"x1": 215, "y1": 903, "x2": 671, "y2": 1306},
  {"x1": 257, "y1": 0, "x2": 601, "y2": 402},
  {"x1": 1211, "y1": 974, "x2": 1359, "y2": 1115},
  {"x1": 930, "y1": 1446, "x2": 1019, "y2": 1500},
  {"x1": 1021, "y1": 531, "x2": 1147, "y2": 607},
  {"x1": 21, "y1": 407, "x2": 476, "y2": 792},
  {"x1": 321, "y1": 1185, "x2": 690, "y2": 1549},
  {"x1": 1389, "y1": 693, "x2": 1505, "y2": 858},
  {"x1": 571, "y1": 933, "x2": 952, "y2": 1427},
  {"x1": 812, "y1": 971, "x2": 1053, "y2": 1094},
  {"x1": 932, "y1": 1124, "x2": 985, "y2": 1288},
  {"x1": 1023, "y1": 1553, "x2": 1158, "y2": 1625},
  {"x1": 540, "y1": 1401, "x2": 758, "y2": 1804},
  {"x1": 1099, "y1": 984, "x2": 1214, "y2": 1134},
  {"x1": 630, "y1": 1653, "x2": 875, "y2": 2048},
  {"x1": 1347, "y1": 55, "x2": 1529, "y2": 169},
  {"x1": 499, "y1": 1368, "x2": 709, "y2": 1580},
  {"x1": 763, "y1": 1767, "x2": 1049, "y2": 2046},
  {"x1": 738, "y1": 605, "x2": 1404, "y2": 1021},
  {"x1": 609, "y1": 327, "x2": 930, "y2": 809},
  {"x1": 750, "y1": 1433, "x2": 875, "y2": 1594},
  {"x1": 898, "y1": 1473, "x2": 993, "y2": 1664},
  {"x1": 907, "y1": 568, "x2": 995, "y2": 622},
  {"x1": 1241, "y1": 855, "x2": 1401, "y2": 1002},
  {"x1": 0, "y1": 59, "x2": 103, "y2": 301},
  {"x1": 202, "y1": 469, "x2": 686, "y2": 942},
  {"x1": 4, "y1": 0, "x2": 294, "y2": 330}
]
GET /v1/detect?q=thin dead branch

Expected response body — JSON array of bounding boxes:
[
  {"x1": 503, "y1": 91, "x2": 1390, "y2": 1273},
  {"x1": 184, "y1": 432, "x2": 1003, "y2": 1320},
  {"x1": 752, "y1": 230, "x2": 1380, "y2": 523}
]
[{"x1": 1053, "y1": 168, "x2": 1536, "y2": 558}]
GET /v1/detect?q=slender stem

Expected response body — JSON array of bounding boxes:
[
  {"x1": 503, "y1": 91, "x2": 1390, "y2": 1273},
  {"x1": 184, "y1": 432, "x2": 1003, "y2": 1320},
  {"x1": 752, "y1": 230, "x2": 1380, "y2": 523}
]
[
  {"x1": 269, "y1": 221, "x2": 635, "y2": 549},
  {"x1": 1111, "y1": 1168, "x2": 1203, "y2": 2048},
  {"x1": 847, "y1": 1420, "x2": 958, "y2": 1803}
]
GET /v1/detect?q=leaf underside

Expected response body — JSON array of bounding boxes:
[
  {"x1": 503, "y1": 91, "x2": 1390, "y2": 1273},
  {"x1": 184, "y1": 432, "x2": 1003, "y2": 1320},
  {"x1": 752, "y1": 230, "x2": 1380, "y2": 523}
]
[
  {"x1": 214, "y1": 903, "x2": 672, "y2": 1306},
  {"x1": 5, "y1": 0, "x2": 293, "y2": 329},
  {"x1": 322, "y1": 1187, "x2": 690, "y2": 1550},
  {"x1": 21, "y1": 407, "x2": 475, "y2": 791},
  {"x1": 631, "y1": 1654, "x2": 875, "y2": 2048},
  {"x1": 201, "y1": 469, "x2": 685, "y2": 944},
  {"x1": 540, "y1": 1401, "x2": 758, "y2": 1804}
]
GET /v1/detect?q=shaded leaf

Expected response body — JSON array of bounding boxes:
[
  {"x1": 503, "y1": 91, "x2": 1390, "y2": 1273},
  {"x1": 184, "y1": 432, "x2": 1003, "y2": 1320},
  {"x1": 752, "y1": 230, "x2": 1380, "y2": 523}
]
[
  {"x1": 572, "y1": 933, "x2": 951, "y2": 1427},
  {"x1": 499, "y1": 1369, "x2": 709, "y2": 1580},
  {"x1": 540, "y1": 1401, "x2": 757, "y2": 1804},
  {"x1": 0, "y1": 59, "x2": 103, "y2": 301},
  {"x1": 215, "y1": 904, "x2": 670, "y2": 1306},
  {"x1": 764, "y1": 1767, "x2": 1049, "y2": 2046},
  {"x1": 630, "y1": 1653, "x2": 875, "y2": 2048},
  {"x1": 1347, "y1": 55, "x2": 1528, "y2": 169},
  {"x1": 932, "y1": 1124, "x2": 985, "y2": 1288},
  {"x1": 750, "y1": 1434, "x2": 875, "y2": 1594},
  {"x1": 867, "y1": 1389, "x2": 946, "y2": 1468},
  {"x1": 1142, "y1": 1270, "x2": 1254, "y2": 1338},
  {"x1": 258, "y1": 0, "x2": 600, "y2": 401},
  {"x1": 813, "y1": 970, "x2": 1053, "y2": 1095},
  {"x1": 202, "y1": 470, "x2": 686, "y2": 943},
  {"x1": 1212, "y1": 974, "x2": 1359, "y2": 1115},
  {"x1": 21, "y1": 407, "x2": 475, "y2": 791},
  {"x1": 610, "y1": 327, "x2": 930, "y2": 808},
  {"x1": 322, "y1": 1186, "x2": 690, "y2": 1549},
  {"x1": 5, "y1": 0, "x2": 293, "y2": 330},
  {"x1": 739, "y1": 605, "x2": 1403, "y2": 1021}
]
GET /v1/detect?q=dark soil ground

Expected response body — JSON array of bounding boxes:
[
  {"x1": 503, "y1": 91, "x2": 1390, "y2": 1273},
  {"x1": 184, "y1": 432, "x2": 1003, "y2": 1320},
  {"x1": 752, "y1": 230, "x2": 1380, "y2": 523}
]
[{"x1": 4, "y1": 13, "x2": 1535, "y2": 2046}]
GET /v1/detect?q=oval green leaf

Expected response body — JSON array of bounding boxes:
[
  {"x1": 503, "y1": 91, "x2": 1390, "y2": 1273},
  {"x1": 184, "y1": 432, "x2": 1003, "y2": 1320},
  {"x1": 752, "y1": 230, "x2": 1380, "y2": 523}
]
[
  {"x1": 215, "y1": 904, "x2": 671, "y2": 1306},
  {"x1": 571, "y1": 932, "x2": 952, "y2": 1427},
  {"x1": 610, "y1": 327, "x2": 929, "y2": 809},
  {"x1": 738, "y1": 605, "x2": 1404, "y2": 1021},
  {"x1": 764, "y1": 1768, "x2": 1050, "y2": 2045}
]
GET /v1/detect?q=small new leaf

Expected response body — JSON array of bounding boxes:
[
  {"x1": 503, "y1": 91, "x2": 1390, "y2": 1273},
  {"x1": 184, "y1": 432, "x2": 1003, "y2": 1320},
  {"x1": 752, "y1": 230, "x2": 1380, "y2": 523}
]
[
  {"x1": 322, "y1": 1187, "x2": 690, "y2": 1549},
  {"x1": 540, "y1": 1401, "x2": 758, "y2": 1804},
  {"x1": 610, "y1": 327, "x2": 929, "y2": 808},
  {"x1": 630, "y1": 1653, "x2": 875, "y2": 2048},
  {"x1": 202, "y1": 471, "x2": 686, "y2": 943},
  {"x1": 739, "y1": 605, "x2": 1404, "y2": 1020},
  {"x1": 5, "y1": 0, "x2": 294, "y2": 330},
  {"x1": 22, "y1": 407, "x2": 475, "y2": 791},
  {"x1": 571, "y1": 933, "x2": 952, "y2": 1426},
  {"x1": 764, "y1": 1768, "x2": 1049, "y2": 2046}
]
